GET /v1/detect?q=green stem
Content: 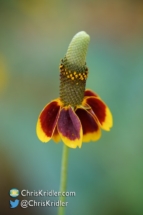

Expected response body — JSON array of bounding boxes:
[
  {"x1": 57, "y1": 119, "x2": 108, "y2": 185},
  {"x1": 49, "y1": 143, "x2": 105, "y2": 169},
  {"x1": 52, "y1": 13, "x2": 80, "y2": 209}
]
[{"x1": 58, "y1": 144, "x2": 69, "y2": 215}]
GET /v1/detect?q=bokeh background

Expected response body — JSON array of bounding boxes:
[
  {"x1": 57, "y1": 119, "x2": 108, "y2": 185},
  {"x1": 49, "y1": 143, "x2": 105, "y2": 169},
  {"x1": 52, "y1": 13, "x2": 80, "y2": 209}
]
[{"x1": 0, "y1": 0, "x2": 143, "y2": 214}]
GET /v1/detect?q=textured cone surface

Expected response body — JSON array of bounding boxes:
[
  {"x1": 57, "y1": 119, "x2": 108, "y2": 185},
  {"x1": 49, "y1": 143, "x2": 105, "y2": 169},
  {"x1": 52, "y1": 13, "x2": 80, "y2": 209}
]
[
  {"x1": 59, "y1": 64, "x2": 88, "y2": 107},
  {"x1": 63, "y1": 31, "x2": 90, "y2": 72},
  {"x1": 59, "y1": 31, "x2": 90, "y2": 107}
]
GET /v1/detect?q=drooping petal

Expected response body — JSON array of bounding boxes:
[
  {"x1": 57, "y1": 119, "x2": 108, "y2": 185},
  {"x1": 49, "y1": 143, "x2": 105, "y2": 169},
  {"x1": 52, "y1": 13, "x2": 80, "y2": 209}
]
[
  {"x1": 84, "y1": 89, "x2": 98, "y2": 97},
  {"x1": 36, "y1": 99, "x2": 62, "y2": 142},
  {"x1": 76, "y1": 108, "x2": 101, "y2": 142},
  {"x1": 84, "y1": 97, "x2": 113, "y2": 131},
  {"x1": 52, "y1": 126, "x2": 61, "y2": 143},
  {"x1": 58, "y1": 106, "x2": 82, "y2": 148}
]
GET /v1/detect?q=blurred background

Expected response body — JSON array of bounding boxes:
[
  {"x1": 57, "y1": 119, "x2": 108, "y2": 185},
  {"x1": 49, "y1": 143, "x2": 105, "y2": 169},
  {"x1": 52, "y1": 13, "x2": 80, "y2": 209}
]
[{"x1": 0, "y1": 0, "x2": 143, "y2": 214}]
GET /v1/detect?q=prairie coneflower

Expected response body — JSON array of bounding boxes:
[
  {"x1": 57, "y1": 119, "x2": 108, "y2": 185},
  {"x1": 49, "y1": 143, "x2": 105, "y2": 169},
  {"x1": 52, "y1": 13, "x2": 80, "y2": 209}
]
[
  {"x1": 36, "y1": 31, "x2": 113, "y2": 149},
  {"x1": 36, "y1": 31, "x2": 113, "y2": 215}
]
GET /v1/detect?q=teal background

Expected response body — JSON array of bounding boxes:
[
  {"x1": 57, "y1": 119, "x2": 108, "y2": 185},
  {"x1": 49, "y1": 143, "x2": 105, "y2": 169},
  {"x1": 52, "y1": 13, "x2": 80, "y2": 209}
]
[{"x1": 0, "y1": 1, "x2": 143, "y2": 214}]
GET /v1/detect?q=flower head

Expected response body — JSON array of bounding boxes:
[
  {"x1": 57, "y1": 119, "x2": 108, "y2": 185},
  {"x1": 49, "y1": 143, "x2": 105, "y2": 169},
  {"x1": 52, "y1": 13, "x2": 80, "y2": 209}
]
[{"x1": 36, "y1": 31, "x2": 113, "y2": 148}]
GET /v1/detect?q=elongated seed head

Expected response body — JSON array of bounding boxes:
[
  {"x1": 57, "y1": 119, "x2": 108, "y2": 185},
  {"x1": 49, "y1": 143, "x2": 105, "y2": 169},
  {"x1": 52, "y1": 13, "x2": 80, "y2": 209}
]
[
  {"x1": 60, "y1": 31, "x2": 90, "y2": 107},
  {"x1": 63, "y1": 31, "x2": 90, "y2": 72}
]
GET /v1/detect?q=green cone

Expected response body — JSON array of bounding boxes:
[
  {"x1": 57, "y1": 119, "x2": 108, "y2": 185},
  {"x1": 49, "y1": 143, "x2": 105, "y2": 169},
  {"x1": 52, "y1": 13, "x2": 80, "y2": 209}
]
[{"x1": 63, "y1": 31, "x2": 90, "y2": 72}]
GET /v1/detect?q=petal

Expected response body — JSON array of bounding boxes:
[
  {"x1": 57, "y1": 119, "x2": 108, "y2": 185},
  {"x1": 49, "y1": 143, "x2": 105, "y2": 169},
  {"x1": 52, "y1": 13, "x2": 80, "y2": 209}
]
[
  {"x1": 84, "y1": 97, "x2": 113, "y2": 131},
  {"x1": 84, "y1": 89, "x2": 98, "y2": 97},
  {"x1": 58, "y1": 107, "x2": 82, "y2": 148},
  {"x1": 76, "y1": 108, "x2": 101, "y2": 142},
  {"x1": 36, "y1": 99, "x2": 62, "y2": 142},
  {"x1": 52, "y1": 126, "x2": 61, "y2": 143}
]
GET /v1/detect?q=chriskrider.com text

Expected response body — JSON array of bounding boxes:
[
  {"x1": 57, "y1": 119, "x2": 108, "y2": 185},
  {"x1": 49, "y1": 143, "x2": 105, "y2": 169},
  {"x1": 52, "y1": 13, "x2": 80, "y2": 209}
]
[{"x1": 21, "y1": 190, "x2": 76, "y2": 197}]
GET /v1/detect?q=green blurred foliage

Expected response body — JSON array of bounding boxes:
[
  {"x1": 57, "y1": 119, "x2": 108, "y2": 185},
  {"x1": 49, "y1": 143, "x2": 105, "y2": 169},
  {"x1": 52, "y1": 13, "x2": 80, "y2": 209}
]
[{"x1": 0, "y1": 0, "x2": 143, "y2": 214}]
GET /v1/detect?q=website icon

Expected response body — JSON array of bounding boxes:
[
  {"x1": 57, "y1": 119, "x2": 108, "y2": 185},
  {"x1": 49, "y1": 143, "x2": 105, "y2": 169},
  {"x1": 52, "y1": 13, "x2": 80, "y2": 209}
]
[{"x1": 10, "y1": 188, "x2": 19, "y2": 197}]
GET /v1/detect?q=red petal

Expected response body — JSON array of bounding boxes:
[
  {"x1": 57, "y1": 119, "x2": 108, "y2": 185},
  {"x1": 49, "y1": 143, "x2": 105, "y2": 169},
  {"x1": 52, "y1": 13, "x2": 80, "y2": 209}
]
[
  {"x1": 36, "y1": 99, "x2": 62, "y2": 142},
  {"x1": 58, "y1": 107, "x2": 82, "y2": 148},
  {"x1": 76, "y1": 108, "x2": 101, "y2": 142},
  {"x1": 84, "y1": 97, "x2": 113, "y2": 131},
  {"x1": 84, "y1": 89, "x2": 98, "y2": 97}
]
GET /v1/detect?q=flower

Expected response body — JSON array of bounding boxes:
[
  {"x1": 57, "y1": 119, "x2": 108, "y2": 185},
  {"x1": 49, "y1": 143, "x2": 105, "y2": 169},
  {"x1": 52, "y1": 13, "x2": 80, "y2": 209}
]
[{"x1": 36, "y1": 31, "x2": 113, "y2": 148}]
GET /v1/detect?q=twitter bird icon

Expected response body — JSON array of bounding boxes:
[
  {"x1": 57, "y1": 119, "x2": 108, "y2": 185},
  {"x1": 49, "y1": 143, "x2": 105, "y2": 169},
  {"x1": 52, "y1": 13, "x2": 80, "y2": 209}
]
[{"x1": 10, "y1": 199, "x2": 19, "y2": 208}]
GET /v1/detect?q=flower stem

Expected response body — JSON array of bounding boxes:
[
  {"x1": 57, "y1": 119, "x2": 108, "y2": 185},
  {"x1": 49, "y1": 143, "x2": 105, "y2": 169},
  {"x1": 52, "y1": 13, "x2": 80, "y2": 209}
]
[{"x1": 58, "y1": 144, "x2": 69, "y2": 215}]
